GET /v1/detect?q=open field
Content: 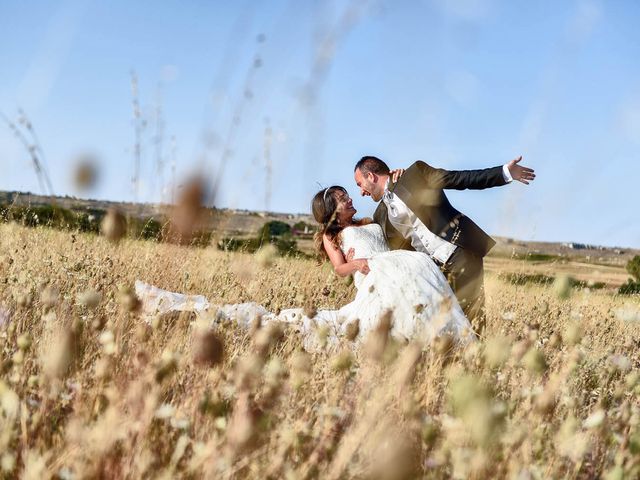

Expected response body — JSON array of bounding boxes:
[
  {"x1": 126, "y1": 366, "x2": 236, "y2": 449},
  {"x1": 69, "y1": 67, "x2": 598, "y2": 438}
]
[{"x1": 1, "y1": 223, "x2": 640, "y2": 479}]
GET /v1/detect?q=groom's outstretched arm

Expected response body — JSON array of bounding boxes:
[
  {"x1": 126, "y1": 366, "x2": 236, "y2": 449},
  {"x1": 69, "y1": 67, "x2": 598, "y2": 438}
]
[{"x1": 415, "y1": 156, "x2": 535, "y2": 190}]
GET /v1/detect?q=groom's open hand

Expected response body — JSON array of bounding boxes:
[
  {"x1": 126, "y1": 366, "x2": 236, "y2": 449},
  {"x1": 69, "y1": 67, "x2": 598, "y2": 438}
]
[{"x1": 507, "y1": 156, "x2": 536, "y2": 185}]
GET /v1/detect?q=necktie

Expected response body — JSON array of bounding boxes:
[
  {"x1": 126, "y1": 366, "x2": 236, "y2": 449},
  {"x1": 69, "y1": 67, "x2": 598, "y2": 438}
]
[{"x1": 382, "y1": 190, "x2": 397, "y2": 217}]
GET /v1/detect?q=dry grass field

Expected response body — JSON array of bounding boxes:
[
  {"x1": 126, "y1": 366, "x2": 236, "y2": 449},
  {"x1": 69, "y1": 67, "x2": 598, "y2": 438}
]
[{"x1": 1, "y1": 222, "x2": 640, "y2": 479}]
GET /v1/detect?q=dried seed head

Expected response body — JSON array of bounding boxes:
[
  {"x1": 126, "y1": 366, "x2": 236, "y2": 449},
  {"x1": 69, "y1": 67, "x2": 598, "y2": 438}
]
[
  {"x1": 15, "y1": 292, "x2": 33, "y2": 308},
  {"x1": 393, "y1": 342, "x2": 422, "y2": 388},
  {"x1": 11, "y1": 350, "x2": 24, "y2": 365},
  {"x1": 91, "y1": 315, "x2": 107, "y2": 331},
  {"x1": 421, "y1": 417, "x2": 440, "y2": 448},
  {"x1": 522, "y1": 348, "x2": 547, "y2": 375},
  {"x1": 0, "y1": 381, "x2": 19, "y2": 418},
  {"x1": 553, "y1": 275, "x2": 572, "y2": 299},
  {"x1": 583, "y1": 409, "x2": 606, "y2": 429},
  {"x1": 344, "y1": 319, "x2": 360, "y2": 341},
  {"x1": 484, "y1": 335, "x2": 511, "y2": 369},
  {"x1": 72, "y1": 155, "x2": 99, "y2": 190},
  {"x1": 255, "y1": 244, "x2": 278, "y2": 268},
  {"x1": 42, "y1": 331, "x2": 76, "y2": 379},
  {"x1": 192, "y1": 329, "x2": 224, "y2": 367},
  {"x1": 564, "y1": 322, "x2": 583, "y2": 346},
  {"x1": 264, "y1": 357, "x2": 285, "y2": 387},
  {"x1": 40, "y1": 285, "x2": 58, "y2": 309},
  {"x1": 433, "y1": 334, "x2": 455, "y2": 357},
  {"x1": 367, "y1": 430, "x2": 418, "y2": 480},
  {"x1": 330, "y1": 350, "x2": 354, "y2": 372},
  {"x1": 99, "y1": 330, "x2": 117, "y2": 355},
  {"x1": 290, "y1": 351, "x2": 311, "y2": 374},
  {"x1": 77, "y1": 289, "x2": 102, "y2": 309},
  {"x1": 511, "y1": 339, "x2": 532, "y2": 362},
  {"x1": 253, "y1": 322, "x2": 284, "y2": 357},
  {"x1": 303, "y1": 301, "x2": 317, "y2": 319},
  {"x1": 101, "y1": 208, "x2": 127, "y2": 242},
  {"x1": 167, "y1": 177, "x2": 207, "y2": 245},
  {"x1": 227, "y1": 393, "x2": 259, "y2": 455},
  {"x1": 155, "y1": 350, "x2": 179, "y2": 383},
  {"x1": 1, "y1": 452, "x2": 16, "y2": 473},
  {"x1": 94, "y1": 357, "x2": 112, "y2": 381},
  {"x1": 535, "y1": 389, "x2": 557, "y2": 415},
  {"x1": 364, "y1": 310, "x2": 393, "y2": 361},
  {"x1": 548, "y1": 332, "x2": 562, "y2": 349},
  {"x1": 235, "y1": 353, "x2": 264, "y2": 391},
  {"x1": 316, "y1": 324, "x2": 330, "y2": 349},
  {"x1": 447, "y1": 374, "x2": 505, "y2": 446},
  {"x1": 17, "y1": 333, "x2": 32, "y2": 351},
  {"x1": 290, "y1": 351, "x2": 311, "y2": 389},
  {"x1": 117, "y1": 285, "x2": 141, "y2": 312}
]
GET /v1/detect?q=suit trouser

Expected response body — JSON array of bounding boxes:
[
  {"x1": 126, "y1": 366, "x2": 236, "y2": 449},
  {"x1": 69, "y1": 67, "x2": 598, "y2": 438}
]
[{"x1": 441, "y1": 248, "x2": 486, "y2": 335}]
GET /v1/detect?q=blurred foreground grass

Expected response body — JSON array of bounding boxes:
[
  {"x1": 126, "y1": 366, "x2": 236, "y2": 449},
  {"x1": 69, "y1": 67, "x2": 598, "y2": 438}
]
[{"x1": 1, "y1": 223, "x2": 640, "y2": 479}]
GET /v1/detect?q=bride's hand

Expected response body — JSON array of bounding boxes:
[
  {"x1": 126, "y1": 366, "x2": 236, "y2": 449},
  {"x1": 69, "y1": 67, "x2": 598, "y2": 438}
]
[
  {"x1": 353, "y1": 259, "x2": 370, "y2": 275},
  {"x1": 389, "y1": 168, "x2": 405, "y2": 183},
  {"x1": 346, "y1": 248, "x2": 355, "y2": 262}
]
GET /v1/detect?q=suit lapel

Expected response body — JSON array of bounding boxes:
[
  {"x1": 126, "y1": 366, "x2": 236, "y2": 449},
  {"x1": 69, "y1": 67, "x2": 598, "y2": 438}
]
[
  {"x1": 373, "y1": 201, "x2": 388, "y2": 238},
  {"x1": 391, "y1": 181, "x2": 413, "y2": 207},
  {"x1": 390, "y1": 178, "x2": 418, "y2": 216}
]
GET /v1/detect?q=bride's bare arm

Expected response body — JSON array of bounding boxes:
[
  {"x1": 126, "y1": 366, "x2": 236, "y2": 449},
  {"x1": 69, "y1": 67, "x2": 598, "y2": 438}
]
[{"x1": 322, "y1": 235, "x2": 370, "y2": 277}]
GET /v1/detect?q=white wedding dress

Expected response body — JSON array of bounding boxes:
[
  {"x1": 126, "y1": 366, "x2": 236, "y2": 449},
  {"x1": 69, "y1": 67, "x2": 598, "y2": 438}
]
[{"x1": 135, "y1": 223, "x2": 474, "y2": 350}]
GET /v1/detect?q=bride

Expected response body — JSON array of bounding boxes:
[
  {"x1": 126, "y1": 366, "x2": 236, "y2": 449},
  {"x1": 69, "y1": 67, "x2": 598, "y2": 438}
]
[{"x1": 135, "y1": 186, "x2": 474, "y2": 349}]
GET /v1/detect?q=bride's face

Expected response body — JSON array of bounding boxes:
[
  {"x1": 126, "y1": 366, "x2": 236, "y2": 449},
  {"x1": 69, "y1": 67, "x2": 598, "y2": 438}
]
[{"x1": 334, "y1": 190, "x2": 357, "y2": 224}]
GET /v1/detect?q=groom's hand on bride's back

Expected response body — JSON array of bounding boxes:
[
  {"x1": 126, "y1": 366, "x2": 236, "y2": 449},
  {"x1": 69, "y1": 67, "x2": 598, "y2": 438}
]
[
  {"x1": 507, "y1": 156, "x2": 536, "y2": 185},
  {"x1": 389, "y1": 168, "x2": 405, "y2": 183}
]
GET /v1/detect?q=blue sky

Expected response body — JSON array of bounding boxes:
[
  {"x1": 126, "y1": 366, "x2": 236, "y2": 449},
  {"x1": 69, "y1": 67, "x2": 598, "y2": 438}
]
[{"x1": 1, "y1": 0, "x2": 639, "y2": 248}]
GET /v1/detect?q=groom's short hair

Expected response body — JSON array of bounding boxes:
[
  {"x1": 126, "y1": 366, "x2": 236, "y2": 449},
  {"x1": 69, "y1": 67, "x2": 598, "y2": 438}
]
[{"x1": 355, "y1": 156, "x2": 390, "y2": 176}]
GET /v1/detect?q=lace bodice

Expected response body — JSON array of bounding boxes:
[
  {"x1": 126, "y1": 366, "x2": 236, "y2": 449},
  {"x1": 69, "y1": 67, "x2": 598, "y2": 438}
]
[{"x1": 340, "y1": 223, "x2": 389, "y2": 259}]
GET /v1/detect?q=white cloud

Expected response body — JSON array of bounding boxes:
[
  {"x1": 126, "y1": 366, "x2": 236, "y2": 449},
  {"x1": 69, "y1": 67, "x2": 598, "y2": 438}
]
[
  {"x1": 566, "y1": 0, "x2": 602, "y2": 44},
  {"x1": 432, "y1": 0, "x2": 493, "y2": 22},
  {"x1": 161, "y1": 65, "x2": 180, "y2": 83},
  {"x1": 16, "y1": 0, "x2": 88, "y2": 112},
  {"x1": 618, "y1": 98, "x2": 640, "y2": 144},
  {"x1": 443, "y1": 70, "x2": 479, "y2": 107}
]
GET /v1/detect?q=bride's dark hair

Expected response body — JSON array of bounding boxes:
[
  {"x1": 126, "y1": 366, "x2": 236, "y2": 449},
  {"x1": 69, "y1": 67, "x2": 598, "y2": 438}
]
[{"x1": 311, "y1": 186, "x2": 369, "y2": 261}]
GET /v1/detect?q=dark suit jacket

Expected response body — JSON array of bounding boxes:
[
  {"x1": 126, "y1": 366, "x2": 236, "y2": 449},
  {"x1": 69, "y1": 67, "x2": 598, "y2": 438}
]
[{"x1": 373, "y1": 161, "x2": 507, "y2": 258}]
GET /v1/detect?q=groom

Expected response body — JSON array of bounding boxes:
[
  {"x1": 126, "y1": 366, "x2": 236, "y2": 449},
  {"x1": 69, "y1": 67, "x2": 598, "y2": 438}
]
[{"x1": 354, "y1": 155, "x2": 535, "y2": 334}]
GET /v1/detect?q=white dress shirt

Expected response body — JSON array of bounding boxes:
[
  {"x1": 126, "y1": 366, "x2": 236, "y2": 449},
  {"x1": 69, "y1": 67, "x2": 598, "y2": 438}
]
[{"x1": 382, "y1": 164, "x2": 513, "y2": 265}]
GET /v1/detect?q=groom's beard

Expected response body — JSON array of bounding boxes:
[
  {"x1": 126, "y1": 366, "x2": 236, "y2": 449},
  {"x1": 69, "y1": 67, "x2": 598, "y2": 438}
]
[{"x1": 371, "y1": 191, "x2": 384, "y2": 202}]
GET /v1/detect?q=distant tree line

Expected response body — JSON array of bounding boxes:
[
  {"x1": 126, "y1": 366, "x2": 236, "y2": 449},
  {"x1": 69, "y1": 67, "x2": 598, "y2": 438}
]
[
  {"x1": 0, "y1": 203, "x2": 311, "y2": 257},
  {"x1": 217, "y1": 220, "x2": 310, "y2": 258},
  {"x1": 0, "y1": 202, "x2": 207, "y2": 245}
]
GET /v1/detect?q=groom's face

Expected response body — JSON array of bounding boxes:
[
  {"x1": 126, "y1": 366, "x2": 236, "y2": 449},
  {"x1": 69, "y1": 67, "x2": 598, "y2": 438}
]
[{"x1": 355, "y1": 169, "x2": 384, "y2": 201}]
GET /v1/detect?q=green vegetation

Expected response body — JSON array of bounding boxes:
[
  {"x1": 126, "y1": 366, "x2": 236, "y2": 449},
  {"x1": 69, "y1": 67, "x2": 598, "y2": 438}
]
[
  {"x1": 619, "y1": 255, "x2": 640, "y2": 295},
  {"x1": 0, "y1": 204, "x2": 305, "y2": 255},
  {"x1": 501, "y1": 272, "x2": 606, "y2": 290},
  {"x1": 258, "y1": 220, "x2": 291, "y2": 238},
  {"x1": 292, "y1": 220, "x2": 315, "y2": 236},
  {"x1": 627, "y1": 255, "x2": 640, "y2": 281},
  {"x1": 513, "y1": 252, "x2": 562, "y2": 262},
  {"x1": 218, "y1": 220, "x2": 307, "y2": 257},
  {"x1": 0, "y1": 203, "x2": 171, "y2": 243}
]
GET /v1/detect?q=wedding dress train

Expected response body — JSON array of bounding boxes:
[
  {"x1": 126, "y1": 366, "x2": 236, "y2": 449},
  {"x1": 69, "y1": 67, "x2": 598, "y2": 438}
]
[{"x1": 136, "y1": 223, "x2": 474, "y2": 350}]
